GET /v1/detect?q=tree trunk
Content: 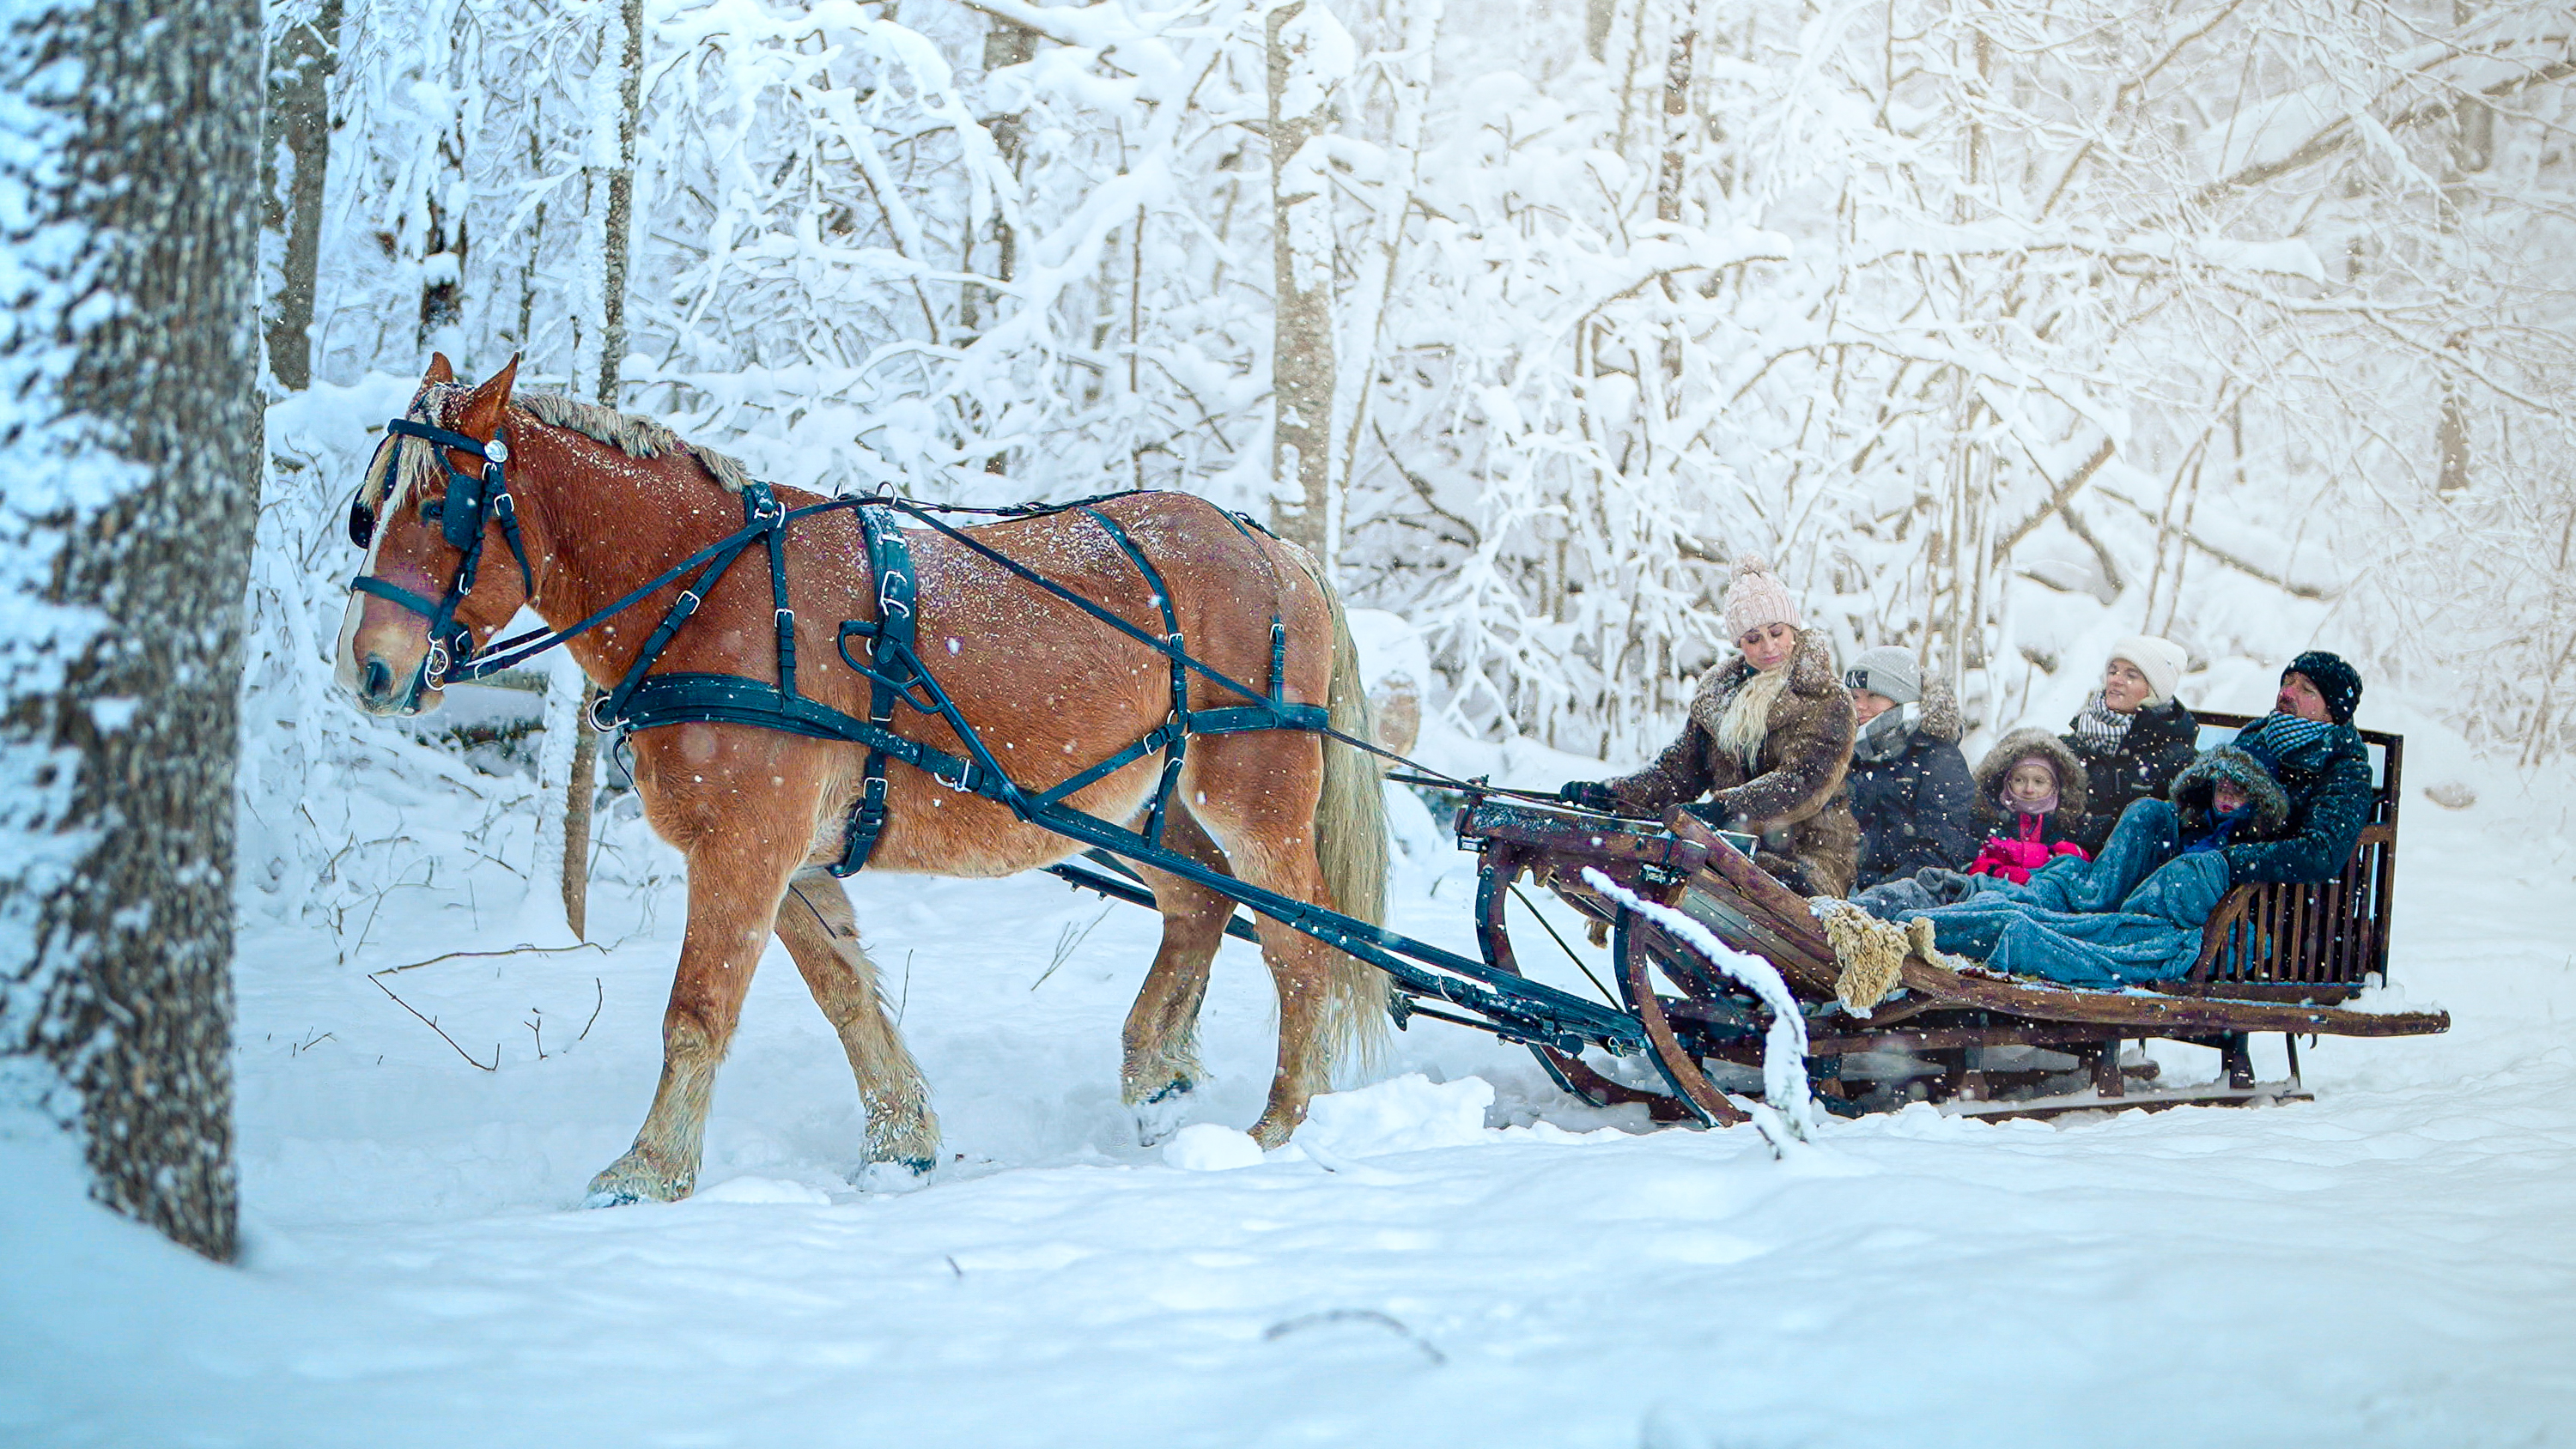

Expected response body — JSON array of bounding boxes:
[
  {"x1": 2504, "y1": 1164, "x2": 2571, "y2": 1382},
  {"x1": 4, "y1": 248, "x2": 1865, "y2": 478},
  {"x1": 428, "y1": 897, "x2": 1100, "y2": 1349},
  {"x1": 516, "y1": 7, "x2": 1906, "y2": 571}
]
[
  {"x1": 594, "y1": 0, "x2": 645, "y2": 405},
  {"x1": 0, "y1": 0, "x2": 262, "y2": 1263},
  {"x1": 1266, "y1": 0, "x2": 1340, "y2": 562},
  {"x1": 967, "y1": 16, "x2": 1040, "y2": 334},
  {"x1": 260, "y1": 0, "x2": 341, "y2": 392},
  {"x1": 1654, "y1": 0, "x2": 1698, "y2": 226},
  {"x1": 550, "y1": 0, "x2": 646, "y2": 937},
  {"x1": 417, "y1": 121, "x2": 467, "y2": 352}
]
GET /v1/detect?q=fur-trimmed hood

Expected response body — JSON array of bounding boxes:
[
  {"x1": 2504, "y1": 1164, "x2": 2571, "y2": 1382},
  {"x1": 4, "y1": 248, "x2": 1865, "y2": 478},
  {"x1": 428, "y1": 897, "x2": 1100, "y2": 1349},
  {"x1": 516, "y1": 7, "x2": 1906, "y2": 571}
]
[
  {"x1": 1971, "y1": 728, "x2": 2091, "y2": 823},
  {"x1": 2167, "y1": 744, "x2": 2293, "y2": 839}
]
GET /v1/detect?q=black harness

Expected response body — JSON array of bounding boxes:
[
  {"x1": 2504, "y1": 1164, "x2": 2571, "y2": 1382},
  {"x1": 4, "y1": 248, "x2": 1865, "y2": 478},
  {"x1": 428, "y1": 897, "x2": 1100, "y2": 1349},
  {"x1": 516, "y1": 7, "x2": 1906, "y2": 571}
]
[{"x1": 346, "y1": 411, "x2": 1654, "y2": 1059}]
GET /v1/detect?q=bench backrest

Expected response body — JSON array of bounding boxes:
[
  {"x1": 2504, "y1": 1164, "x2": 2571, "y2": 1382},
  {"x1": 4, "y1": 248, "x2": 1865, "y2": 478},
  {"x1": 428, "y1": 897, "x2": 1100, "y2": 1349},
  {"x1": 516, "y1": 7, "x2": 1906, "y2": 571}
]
[{"x1": 2184, "y1": 709, "x2": 2402, "y2": 999}]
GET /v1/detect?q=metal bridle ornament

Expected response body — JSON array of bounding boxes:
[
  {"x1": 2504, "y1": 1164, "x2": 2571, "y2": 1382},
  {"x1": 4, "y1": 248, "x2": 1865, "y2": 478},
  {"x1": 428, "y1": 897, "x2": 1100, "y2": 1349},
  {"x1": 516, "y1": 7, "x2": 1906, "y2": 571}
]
[{"x1": 346, "y1": 418, "x2": 534, "y2": 710}]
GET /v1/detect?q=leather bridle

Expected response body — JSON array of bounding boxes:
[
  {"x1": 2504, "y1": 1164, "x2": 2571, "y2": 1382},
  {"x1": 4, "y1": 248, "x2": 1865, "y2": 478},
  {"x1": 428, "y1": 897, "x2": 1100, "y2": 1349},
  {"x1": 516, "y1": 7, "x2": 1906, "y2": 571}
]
[{"x1": 346, "y1": 416, "x2": 534, "y2": 711}]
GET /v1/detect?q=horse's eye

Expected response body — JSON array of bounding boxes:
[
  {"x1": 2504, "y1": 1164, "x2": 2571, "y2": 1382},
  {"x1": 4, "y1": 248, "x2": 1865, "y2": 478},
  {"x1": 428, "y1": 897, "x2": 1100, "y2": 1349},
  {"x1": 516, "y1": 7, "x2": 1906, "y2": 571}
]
[
  {"x1": 419, "y1": 495, "x2": 444, "y2": 524},
  {"x1": 347, "y1": 495, "x2": 376, "y2": 548}
]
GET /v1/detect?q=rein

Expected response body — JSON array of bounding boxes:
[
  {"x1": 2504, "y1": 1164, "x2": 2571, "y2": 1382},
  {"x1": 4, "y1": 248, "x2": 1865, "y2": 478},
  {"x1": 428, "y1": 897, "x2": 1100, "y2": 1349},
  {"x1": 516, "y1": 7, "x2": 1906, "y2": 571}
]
[
  {"x1": 348, "y1": 409, "x2": 1607, "y2": 853},
  {"x1": 343, "y1": 409, "x2": 1655, "y2": 1054}
]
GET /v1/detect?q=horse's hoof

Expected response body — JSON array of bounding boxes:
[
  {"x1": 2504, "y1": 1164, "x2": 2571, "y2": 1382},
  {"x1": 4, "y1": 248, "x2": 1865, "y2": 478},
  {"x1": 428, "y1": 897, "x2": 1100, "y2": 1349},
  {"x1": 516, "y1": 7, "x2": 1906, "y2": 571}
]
[
  {"x1": 585, "y1": 1151, "x2": 691, "y2": 1207},
  {"x1": 1247, "y1": 1112, "x2": 1297, "y2": 1151},
  {"x1": 853, "y1": 1160, "x2": 932, "y2": 1194},
  {"x1": 1131, "y1": 1079, "x2": 1195, "y2": 1147}
]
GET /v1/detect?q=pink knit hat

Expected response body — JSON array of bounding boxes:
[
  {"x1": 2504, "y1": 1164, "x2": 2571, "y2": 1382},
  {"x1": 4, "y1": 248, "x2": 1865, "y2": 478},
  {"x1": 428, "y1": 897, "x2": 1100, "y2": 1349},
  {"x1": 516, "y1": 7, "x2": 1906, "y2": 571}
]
[{"x1": 1722, "y1": 555, "x2": 1802, "y2": 641}]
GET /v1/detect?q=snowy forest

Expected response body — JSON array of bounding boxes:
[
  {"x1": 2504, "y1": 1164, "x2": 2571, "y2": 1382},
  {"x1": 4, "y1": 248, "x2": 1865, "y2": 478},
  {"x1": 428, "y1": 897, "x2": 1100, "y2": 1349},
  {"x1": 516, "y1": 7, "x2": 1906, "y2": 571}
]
[
  {"x1": 228, "y1": 0, "x2": 2576, "y2": 951},
  {"x1": 7, "y1": 0, "x2": 2576, "y2": 1441}
]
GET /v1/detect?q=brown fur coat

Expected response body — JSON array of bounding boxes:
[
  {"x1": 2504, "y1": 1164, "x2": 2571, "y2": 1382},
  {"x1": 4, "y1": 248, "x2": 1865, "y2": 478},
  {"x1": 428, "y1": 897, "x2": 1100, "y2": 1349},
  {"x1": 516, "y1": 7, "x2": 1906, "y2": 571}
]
[{"x1": 1601, "y1": 629, "x2": 1859, "y2": 896}]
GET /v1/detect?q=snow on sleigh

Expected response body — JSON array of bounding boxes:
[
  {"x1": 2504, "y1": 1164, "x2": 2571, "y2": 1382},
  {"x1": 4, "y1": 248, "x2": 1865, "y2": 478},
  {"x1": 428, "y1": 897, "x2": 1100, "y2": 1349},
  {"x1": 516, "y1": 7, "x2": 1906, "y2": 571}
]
[{"x1": 1453, "y1": 710, "x2": 2447, "y2": 1123}]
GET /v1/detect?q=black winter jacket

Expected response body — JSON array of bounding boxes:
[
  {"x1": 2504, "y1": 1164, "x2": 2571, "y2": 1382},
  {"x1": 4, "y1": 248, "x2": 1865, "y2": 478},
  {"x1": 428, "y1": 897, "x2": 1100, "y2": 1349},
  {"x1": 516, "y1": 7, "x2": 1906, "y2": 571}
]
[
  {"x1": 1848, "y1": 682, "x2": 1978, "y2": 889},
  {"x1": 2220, "y1": 717, "x2": 2376, "y2": 887},
  {"x1": 2060, "y1": 697, "x2": 2199, "y2": 854}
]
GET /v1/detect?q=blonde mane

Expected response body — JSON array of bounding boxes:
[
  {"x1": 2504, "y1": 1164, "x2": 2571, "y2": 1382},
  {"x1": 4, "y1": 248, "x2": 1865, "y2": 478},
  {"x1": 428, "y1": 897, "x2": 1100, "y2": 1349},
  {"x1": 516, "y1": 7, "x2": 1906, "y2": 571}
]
[{"x1": 360, "y1": 383, "x2": 754, "y2": 518}]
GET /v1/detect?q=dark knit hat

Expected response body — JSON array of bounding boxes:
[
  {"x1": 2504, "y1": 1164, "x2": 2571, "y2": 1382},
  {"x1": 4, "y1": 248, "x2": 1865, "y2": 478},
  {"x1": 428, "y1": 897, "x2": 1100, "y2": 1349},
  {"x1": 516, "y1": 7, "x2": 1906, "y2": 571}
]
[{"x1": 2286, "y1": 651, "x2": 2362, "y2": 724}]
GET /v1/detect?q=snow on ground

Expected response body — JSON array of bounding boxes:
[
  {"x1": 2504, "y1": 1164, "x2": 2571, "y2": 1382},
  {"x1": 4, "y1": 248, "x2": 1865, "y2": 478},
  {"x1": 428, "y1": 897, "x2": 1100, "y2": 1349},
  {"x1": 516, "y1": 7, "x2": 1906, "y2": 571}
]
[{"x1": 6, "y1": 758, "x2": 2576, "y2": 1446}]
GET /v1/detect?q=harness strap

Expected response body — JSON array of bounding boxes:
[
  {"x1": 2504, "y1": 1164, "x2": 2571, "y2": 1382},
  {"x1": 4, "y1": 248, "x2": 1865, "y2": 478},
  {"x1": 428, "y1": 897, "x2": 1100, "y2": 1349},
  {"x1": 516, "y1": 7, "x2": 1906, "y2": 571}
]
[
  {"x1": 829, "y1": 506, "x2": 919, "y2": 876},
  {"x1": 1075, "y1": 505, "x2": 1188, "y2": 847},
  {"x1": 882, "y1": 498, "x2": 1307, "y2": 725}
]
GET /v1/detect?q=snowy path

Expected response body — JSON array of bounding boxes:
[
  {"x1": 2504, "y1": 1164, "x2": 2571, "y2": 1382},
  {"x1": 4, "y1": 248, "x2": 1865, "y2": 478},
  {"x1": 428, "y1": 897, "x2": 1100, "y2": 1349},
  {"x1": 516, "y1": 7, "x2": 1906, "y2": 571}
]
[{"x1": 7, "y1": 794, "x2": 2575, "y2": 1447}]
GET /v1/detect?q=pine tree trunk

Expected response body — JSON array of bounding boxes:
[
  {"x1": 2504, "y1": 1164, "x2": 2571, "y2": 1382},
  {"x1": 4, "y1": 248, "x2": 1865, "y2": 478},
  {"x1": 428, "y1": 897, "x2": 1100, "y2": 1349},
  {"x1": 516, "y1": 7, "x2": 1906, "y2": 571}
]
[
  {"x1": 1267, "y1": 0, "x2": 1337, "y2": 562},
  {"x1": 0, "y1": 0, "x2": 262, "y2": 1263},
  {"x1": 260, "y1": 0, "x2": 340, "y2": 392}
]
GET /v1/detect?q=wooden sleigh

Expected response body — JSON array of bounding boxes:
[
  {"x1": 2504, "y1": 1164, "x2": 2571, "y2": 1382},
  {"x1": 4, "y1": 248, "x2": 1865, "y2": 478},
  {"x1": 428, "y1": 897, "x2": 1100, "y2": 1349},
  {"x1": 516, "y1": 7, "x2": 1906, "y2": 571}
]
[{"x1": 1454, "y1": 712, "x2": 2447, "y2": 1124}]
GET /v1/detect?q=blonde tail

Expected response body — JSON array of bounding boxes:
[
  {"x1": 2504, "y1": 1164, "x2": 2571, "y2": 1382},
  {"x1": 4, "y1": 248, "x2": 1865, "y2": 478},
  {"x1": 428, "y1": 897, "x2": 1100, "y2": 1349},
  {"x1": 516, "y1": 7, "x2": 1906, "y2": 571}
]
[{"x1": 1311, "y1": 576, "x2": 1393, "y2": 1078}]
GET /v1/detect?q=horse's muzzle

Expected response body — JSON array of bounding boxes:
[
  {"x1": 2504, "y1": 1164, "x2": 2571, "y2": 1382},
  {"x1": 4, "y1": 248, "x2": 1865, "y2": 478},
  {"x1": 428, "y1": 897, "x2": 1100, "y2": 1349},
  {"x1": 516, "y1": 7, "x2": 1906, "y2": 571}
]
[{"x1": 351, "y1": 652, "x2": 430, "y2": 717}]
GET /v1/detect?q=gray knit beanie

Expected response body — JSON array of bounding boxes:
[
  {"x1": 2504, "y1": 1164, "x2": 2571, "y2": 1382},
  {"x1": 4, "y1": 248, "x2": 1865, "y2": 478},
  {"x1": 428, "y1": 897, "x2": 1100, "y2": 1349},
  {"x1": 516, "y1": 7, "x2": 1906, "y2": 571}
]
[{"x1": 1844, "y1": 646, "x2": 1922, "y2": 706}]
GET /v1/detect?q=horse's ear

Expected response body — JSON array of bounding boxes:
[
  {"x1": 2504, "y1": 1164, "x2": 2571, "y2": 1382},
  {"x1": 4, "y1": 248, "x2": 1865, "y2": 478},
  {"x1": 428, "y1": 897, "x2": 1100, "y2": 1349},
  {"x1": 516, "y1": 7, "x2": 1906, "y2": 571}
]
[
  {"x1": 425, "y1": 353, "x2": 455, "y2": 385},
  {"x1": 454, "y1": 355, "x2": 520, "y2": 443}
]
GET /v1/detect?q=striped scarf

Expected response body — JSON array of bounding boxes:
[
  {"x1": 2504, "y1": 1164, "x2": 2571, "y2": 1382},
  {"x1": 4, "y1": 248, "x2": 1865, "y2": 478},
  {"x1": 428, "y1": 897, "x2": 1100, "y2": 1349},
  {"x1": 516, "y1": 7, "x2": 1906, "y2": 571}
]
[
  {"x1": 2235, "y1": 712, "x2": 2336, "y2": 770},
  {"x1": 2069, "y1": 693, "x2": 2133, "y2": 755}
]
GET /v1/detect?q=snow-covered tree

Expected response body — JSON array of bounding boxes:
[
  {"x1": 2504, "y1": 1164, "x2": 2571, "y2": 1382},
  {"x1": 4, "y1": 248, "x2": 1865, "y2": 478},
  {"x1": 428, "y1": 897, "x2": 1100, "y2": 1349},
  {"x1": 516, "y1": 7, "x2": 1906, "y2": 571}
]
[{"x1": 1, "y1": 0, "x2": 263, "y2": 1261}]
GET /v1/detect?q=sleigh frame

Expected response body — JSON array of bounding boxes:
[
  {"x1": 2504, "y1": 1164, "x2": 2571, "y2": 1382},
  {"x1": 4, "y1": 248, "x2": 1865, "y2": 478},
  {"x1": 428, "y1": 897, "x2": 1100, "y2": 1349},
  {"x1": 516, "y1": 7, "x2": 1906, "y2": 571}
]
[{"x1": 1452, "y1": 718, "x2": 2445, "y2": 1122}]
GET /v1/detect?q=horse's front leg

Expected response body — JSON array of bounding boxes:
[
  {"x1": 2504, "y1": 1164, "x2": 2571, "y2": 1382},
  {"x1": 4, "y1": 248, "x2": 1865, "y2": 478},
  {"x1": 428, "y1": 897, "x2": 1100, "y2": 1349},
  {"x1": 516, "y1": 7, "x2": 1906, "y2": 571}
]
[
  {"x1": 586, "y1": 736, "x2": 818, "y2": 1206},
  {"x1": 774, "y1": 866, "x2": 940, "y2": 1175}
]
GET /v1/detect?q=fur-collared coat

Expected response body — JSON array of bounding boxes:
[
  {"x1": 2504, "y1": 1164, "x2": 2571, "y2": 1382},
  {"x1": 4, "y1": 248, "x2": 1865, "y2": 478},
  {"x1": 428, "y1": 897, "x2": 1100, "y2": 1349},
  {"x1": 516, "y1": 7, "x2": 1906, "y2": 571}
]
[
  {"x1": 1848, "y1": 678, "x2": 1978, "y2": 889},
  {"x1": 1601, "y1": 629, "x2": 1859, "y2": 897}
]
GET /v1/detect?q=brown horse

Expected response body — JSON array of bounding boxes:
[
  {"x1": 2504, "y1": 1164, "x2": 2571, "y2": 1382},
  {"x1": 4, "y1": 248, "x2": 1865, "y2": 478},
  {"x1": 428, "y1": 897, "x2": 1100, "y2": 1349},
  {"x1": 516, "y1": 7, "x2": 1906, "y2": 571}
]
[{"x1": 333, "y1": 355, "x2": 1388, "y2": 1204}]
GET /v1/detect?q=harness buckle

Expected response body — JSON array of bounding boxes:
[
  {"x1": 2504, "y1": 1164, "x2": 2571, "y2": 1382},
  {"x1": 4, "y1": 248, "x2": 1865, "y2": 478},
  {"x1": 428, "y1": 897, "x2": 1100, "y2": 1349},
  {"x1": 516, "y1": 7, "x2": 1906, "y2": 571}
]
[
  {"x1": 587, "y1": 691, "x2": 621, "y2": 733},
  {"x1": 424, "y1": 638, "x2": 453, "y2": 688}
]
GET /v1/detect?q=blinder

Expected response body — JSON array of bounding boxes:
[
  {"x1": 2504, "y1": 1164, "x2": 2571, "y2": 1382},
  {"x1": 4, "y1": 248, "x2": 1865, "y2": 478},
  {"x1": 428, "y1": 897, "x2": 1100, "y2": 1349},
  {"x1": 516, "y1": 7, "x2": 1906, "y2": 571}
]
[{"x1": 346, "y1": 415, "x2": 534, "y2": 705}]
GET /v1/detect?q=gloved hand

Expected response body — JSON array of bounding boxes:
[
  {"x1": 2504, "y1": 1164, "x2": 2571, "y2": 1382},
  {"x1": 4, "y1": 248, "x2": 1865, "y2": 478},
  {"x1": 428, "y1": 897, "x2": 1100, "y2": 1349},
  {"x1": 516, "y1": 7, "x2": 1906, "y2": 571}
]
[{"x1": 1558, "y1": 779, "x2": 1619, "y2": 814}]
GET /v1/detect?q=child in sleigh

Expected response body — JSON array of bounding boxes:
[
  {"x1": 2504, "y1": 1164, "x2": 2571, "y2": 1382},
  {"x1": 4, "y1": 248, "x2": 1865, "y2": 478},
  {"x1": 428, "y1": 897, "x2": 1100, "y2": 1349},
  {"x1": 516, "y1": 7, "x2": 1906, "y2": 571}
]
[{"x1": 1962, "y1": 730, "x2": 2093, "y2": 884}]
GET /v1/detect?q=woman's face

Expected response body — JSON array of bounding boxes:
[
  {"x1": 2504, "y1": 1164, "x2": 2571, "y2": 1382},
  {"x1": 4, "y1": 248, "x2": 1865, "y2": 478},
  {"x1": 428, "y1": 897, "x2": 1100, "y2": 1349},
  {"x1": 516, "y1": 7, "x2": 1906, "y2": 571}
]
[
  {"x1": 2004, "y1": 761, "x2": 2058, "y2": 810},
  {"x1": 1850, "y1": 688, "x2": 1897, "y2": 725},
  {"x1": 2101, "y1": 658, "x2": 2153, "y2": 713},
  {"x1": 1740, "y1": 621, "x2": 1797, "y2": 672}
]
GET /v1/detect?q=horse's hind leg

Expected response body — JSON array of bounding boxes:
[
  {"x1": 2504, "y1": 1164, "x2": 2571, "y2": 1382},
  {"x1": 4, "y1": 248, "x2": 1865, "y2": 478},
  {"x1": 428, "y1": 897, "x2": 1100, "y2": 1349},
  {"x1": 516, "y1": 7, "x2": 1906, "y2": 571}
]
[
  {"x1": 774, "y1": 867, "x2": 940, "y2": 1174},
  {"x1": 1120, "y1": 809, "x2": 1236, "y2": 1145},
  {"x1": 1182, "y1": 766, "x2": 1345, "y2": 1149}
]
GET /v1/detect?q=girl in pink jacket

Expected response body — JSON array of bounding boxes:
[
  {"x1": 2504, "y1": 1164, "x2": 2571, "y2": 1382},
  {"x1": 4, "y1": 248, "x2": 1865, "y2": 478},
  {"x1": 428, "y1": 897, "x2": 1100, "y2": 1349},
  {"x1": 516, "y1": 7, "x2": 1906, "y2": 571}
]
[{"x1": 1964, "y1": 729, "x2": 2094, "y2": 883}]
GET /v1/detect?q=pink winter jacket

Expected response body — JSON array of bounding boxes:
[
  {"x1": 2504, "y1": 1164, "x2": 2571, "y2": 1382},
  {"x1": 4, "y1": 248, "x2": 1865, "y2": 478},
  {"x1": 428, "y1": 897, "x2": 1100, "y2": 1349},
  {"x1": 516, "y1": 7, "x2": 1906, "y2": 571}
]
[{"x1": 1965, "y1": 813, "x2": 2091, "y2": 884}]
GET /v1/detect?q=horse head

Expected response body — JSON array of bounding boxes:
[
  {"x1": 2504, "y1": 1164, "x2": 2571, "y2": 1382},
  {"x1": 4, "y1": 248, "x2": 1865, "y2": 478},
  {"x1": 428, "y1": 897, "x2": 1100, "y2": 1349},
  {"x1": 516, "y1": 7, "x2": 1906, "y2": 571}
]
[{"x1": 333, "y1": 353, "x2": 531, "y2": 716}]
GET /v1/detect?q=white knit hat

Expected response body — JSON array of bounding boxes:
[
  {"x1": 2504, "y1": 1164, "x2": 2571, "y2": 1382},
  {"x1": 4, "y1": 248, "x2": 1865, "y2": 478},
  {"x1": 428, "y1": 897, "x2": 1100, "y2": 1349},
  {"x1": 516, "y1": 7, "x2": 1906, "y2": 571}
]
[
  {"x1": 1722, "y1": 555, "x2": 1802, "y2": 642},
  {"x1": 2107, "y1": 634, "x2": 2186, "y2": 705}
]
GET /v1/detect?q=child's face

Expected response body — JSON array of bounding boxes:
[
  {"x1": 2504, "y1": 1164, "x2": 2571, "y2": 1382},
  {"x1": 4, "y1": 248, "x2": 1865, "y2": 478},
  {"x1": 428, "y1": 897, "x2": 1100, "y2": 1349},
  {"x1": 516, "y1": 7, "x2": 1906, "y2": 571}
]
[
  {"x1": 2004, "y1": 761, "x2": 2057, "y2": 809},
  {"x1": 2213, "y1": 779, "x2": 2249, "y2": 814}
]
